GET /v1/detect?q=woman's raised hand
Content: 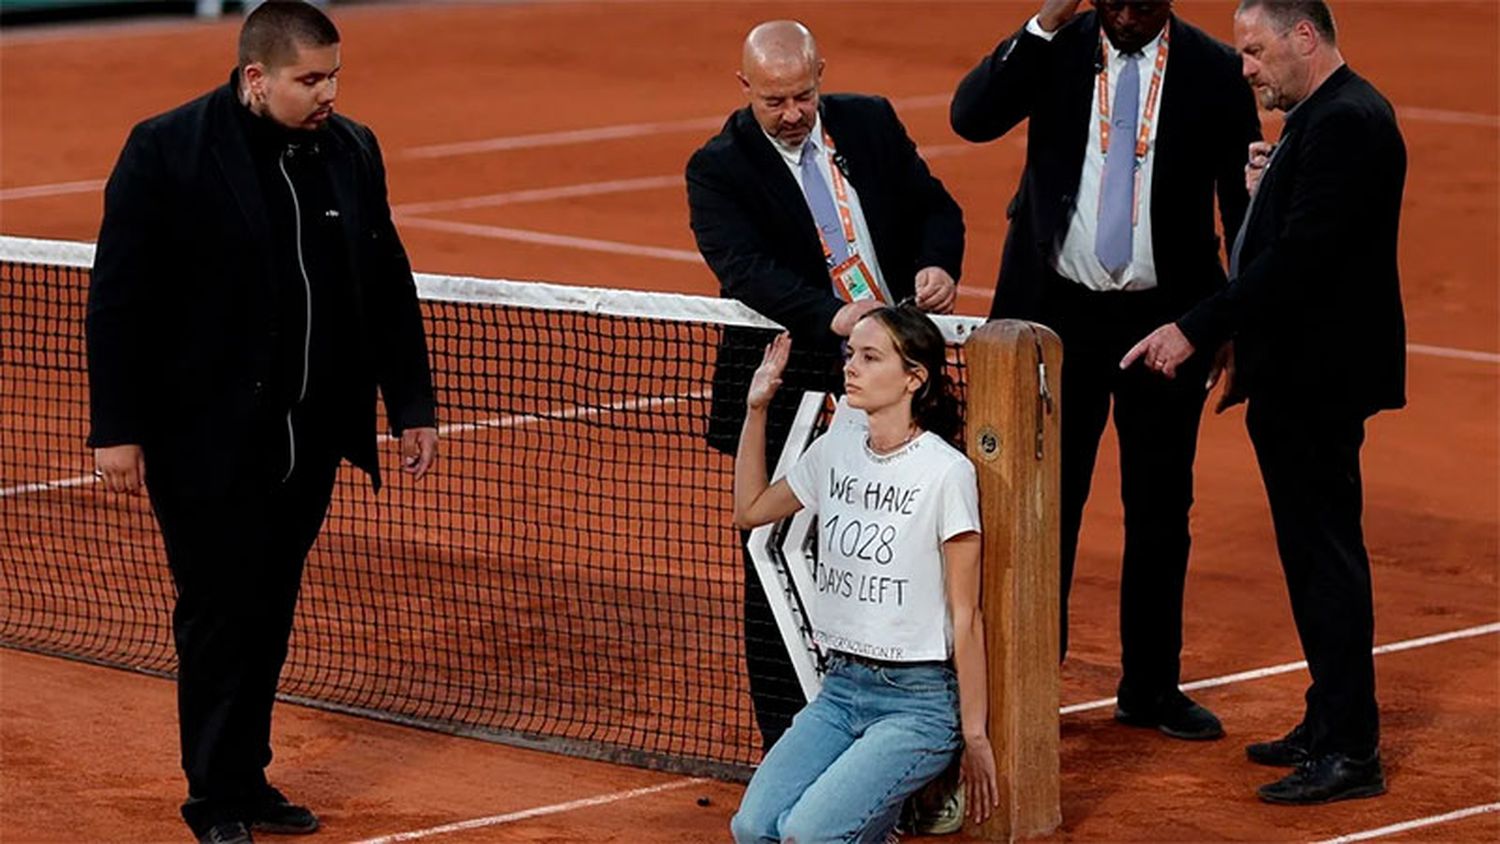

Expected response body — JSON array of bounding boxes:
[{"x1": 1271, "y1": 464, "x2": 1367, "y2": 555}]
[{"x1": 746, "y1": 332, "x2": 792, "y2": 412}]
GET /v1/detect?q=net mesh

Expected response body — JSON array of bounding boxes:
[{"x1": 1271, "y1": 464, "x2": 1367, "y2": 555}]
[{"x1": 0, "y1": 236, "x2": 979, "y2": 778}]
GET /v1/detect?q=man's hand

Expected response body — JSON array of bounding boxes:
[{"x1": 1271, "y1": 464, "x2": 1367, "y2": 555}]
[
  {"x1": 913, "y1": 266, "x2": 958, "y2": 314},
  {"x1": 400, "y1": 427, "x2": 438, "y2": 480},
  {"x1": 1037, "y1": 0, "x2": 1085, "y2": 32},
  {"x1": 746, "y1": 332, "x2": 791, "y2": 412},
  {"x1": 830, "y1": 298, "x2": 883, "y2": 337},
  {"x1": 94, "y1": 444, "x2": 146, "y2": 494},
  {"x1": 1246, "y1": 140, "x2": 1275, "y2": 196},
  {"x1": 1207, "y1": 341, "x2": 1246, "y2": 414},
  {"x1": 1120, "y1": 323, "x2": 1196, "y2": 379}
]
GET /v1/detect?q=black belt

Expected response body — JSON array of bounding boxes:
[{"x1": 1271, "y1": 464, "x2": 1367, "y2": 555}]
[{"x1": 830, "y1": 650, "x2": 949, "y2": 670}]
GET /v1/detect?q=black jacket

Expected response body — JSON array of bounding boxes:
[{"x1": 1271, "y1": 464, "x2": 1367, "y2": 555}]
[
  {"x1": 686, "y1": 94, "x2": 964, "y2": 453},
  {"x1": 951, "y1": 12, "x2": 1259, "y2": 320},
  {"x1": 1178, "y1": 65, "x2": 1407, "y2": 415},
  {"x1": 87, "y1": 72, "x2": 435, "y2": 490}
]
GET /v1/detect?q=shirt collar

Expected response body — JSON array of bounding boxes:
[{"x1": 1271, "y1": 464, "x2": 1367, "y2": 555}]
[
  {"x1": 763, "y1": 112, "x2": 822, "y2": 167},
  {"x1": 1103, "y1": 20, "x2": 1167, "y2": 64},
  {"x1": 1284, "y1": 63, "x2": 1350, "y2": 125}
]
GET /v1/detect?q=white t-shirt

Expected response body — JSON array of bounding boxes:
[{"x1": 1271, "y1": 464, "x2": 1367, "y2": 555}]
[{"x1": 785, "y1": 406, "x2": 981, "y2": 662}]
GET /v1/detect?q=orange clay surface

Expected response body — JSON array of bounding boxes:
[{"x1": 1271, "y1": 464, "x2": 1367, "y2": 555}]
[{"x1": 1, "y1": 1, "x2": 1496, "y2": 841}]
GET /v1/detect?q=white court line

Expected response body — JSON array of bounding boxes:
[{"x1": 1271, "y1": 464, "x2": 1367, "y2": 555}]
[
  {"x1": 437, "y1": 391, "x2": 705, "y2": 437},
  {"x1": 397, "y1": 93, "x2": 953, "y2": 161},
  {"x1": 396, "y1": 215, "x2": 706, "y2": 264},
  {"x1": 0, "y1": 96, "x2": 1483, "y2": 200},
  {"x1": 0, "y1": 473, "x2": 98, "y2": 499},
  {"x1": 1398, "y1": 106, "x2": 1500, "y2": 128},
  {"x1": 1060, "y1": 621, "x2": 1500, "y2": 715},
  {"x1": 401, "y1": 115, "x2": 727, "y2": 160},
  {"x1": 1408, "y1": 343, "x2": 1500, "y2": 364},
  {"x1": 350, "y1": 777, "x2": 707, "y2": 844},
  {"x1": 0, "y1": 393, "x2": 706, "y2": 500},
  {"x1": 393, "y1": 175, "x2": 683, "y2": 216},
  {"x1": 348, "y1": 620, "x2": 1496, "y2": 842},
  {"x1": 395, "y1": 216, "x2": 993, "y2": 302},
  {"x1": 1312, "y1": 801, "x2": 1500, "y2": 843},
  {"x1": 0, "y1": 179, "x2": 106, "y2": 202},
  {"x1": 390, "y1": 142, "x2": 977, "y2": 216}
]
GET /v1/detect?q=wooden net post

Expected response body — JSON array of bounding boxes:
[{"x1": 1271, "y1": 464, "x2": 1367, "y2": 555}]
[{"x1": 963, "y1": 319, "x2": 1062, "y2": 840}]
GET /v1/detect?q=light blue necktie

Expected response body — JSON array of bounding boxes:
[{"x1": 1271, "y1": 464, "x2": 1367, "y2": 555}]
[
  {"x1": 799, "y1": 140, "x2": 850, "y2": 266},
  {"x1": 1095, "y1": 53, "x2": 1141, "y2": 275}
]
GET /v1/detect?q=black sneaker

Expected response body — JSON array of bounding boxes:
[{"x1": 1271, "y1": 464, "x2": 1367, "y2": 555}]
[
  {"x1": 198, "y1": 821, "x2": 254, "y2": 844},
  {"x1": 1114, "y1": 690, "x2": 1224, "y2": 741},
  {"x1": 1257, "y1": 752, "x2": 1386, "y2": 805},
  {"x1": 1247, "y1": 723, "x2": 1312, "y2": 767},
  {"x1": 248, "y1": 786, "x2": 319, "y2": 835}
]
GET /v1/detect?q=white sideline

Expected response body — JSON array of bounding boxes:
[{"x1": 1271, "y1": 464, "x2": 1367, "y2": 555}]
[
  {"x1": 387, "y1": 142, "x2": 976, "y2": 217},
  {"x1": 0, "y1": 392, "x2": 709, "y2": 500},
  {"x1": 1060, "y1": 621, "x2": 1500, "y2": 715},
  {"x1": 0, "y1": 142, "x2": 978, "y2": 209},
  {"x1": 4, "y1": 101, "x2": 1488, "y2": 202},
  {"x1": 349, "y1": 777, "x2": 707, "y2": 844},
  {"x1": 396, "y1": 93, "x2": 951, "y2": 161},
  {"x1": 1312, "y1": 801, "x2": 1500, "y2": 843},
  {"x1": 396, "y1": 215, "x2": 989, "y2": 302},
  {"x1": 344, "y1": 622, "x2": 1499, "y2": 843},
  {"x1": 436, "y1": 391, "x2": 707, "y2": 437},
  {"x1": 0, "y1": 179, "x2": 107, "y2": 202},
  {"x1": 395, "y1": 216, "x2": 705, "y2": 264}
]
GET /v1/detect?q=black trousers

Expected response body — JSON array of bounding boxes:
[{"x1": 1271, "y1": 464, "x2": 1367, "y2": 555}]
[
  {"x1": 146, "y1": 419, "x2": 341, "y2": 834},
  {"x1": 1041, "y1": 275, "x2": 1208, "y2": 701},
  {"x1": 1246, "y1": 399, "x2": 1379, "y2": 757}
]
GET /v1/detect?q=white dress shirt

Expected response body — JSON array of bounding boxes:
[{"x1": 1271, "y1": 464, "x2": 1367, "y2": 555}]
[
  {"x1": 762, "y1": 115, "x2": 893, "y2": 302},
  {"x1": 1028, "y1": 15, "x2": 1168, "y2": 292}
]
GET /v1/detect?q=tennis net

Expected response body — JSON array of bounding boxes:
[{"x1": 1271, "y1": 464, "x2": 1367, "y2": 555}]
[{"x1": 0, "y1": 235, "x2": 984, "y2": 779}]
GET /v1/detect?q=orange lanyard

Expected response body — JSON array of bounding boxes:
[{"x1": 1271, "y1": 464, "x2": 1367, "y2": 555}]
[
  {"x1": 1097, "y1": 26, "x2": 1169, "y2": 226},
  {"x1": 816, "y1": 129, "x2": 859, "y2": 264}
]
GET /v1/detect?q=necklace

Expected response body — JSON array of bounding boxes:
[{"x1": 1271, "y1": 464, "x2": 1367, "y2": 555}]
[{"x1": 865, "y1": 424, "x2": 920, "y2": 457}]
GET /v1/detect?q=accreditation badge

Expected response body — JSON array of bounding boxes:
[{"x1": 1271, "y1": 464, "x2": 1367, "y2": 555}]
[{"x1": 830, "y1": 254, "x2": 885, "y2": 304}]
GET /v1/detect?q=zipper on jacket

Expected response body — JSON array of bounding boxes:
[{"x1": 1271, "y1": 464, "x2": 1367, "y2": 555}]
[{"x1": 278, "y1": 146, "x2": 313, "y2": 482}]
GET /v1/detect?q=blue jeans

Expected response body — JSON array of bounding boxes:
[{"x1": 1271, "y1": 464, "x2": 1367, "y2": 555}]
[{"x1": 731, "y1": 655, "x2": 962, "y2": 843}]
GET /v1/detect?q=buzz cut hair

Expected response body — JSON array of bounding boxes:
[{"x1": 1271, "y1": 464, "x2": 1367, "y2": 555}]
[
  {"x1": 1238, "y1": 0, "x2": 1337, "y2": 44},
  {"x1": 238, "y1": 1, "x2": 341, "y2": 69}
]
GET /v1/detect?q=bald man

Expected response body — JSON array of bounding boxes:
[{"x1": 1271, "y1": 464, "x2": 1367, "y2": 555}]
[{"x1": 687, "y1": 21, "x2": 964, "y2": 753}]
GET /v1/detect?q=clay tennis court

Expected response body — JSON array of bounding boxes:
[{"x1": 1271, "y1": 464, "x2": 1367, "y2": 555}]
[{"x1": 1, "y1": 1, "x2": 1496, "y2": 841}]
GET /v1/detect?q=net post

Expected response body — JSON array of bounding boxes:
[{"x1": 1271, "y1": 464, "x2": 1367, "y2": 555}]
[{"x1": 963, "y1": 319, "x2": 1061, "y2": 840}]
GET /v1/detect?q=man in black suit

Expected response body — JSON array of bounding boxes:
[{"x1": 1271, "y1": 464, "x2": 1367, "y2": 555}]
[
  {"x1": 686, "y1": 20, "x2": 964, "y2": 752},
  {"x1": 951, "y1": 0, "x2": 1259, "y2": 740},
  {"x1": 87, "y1": 3, "x2": 437, "y2": 841},
  {"x1": 1125, "y1": 0, "x2": 1403, "y2": 804}
]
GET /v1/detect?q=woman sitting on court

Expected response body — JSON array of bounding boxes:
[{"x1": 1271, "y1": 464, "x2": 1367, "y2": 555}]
[{"x1": 729, "y1": 304, "x2": 1000, "y2": 843}]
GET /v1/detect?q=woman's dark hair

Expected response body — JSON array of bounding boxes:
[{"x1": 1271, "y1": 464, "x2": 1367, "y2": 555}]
[{"x1": 858, "y1": 303, "x2": 963, "y2": 445}]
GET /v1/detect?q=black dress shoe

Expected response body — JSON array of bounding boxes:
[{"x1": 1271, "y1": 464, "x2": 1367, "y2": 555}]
[
  {"x1": 248, "y1": 786, "x2": 319, "y2": 835},
  {"x1": 1114, "y1": 691, "x2": 1225, "y2": 741},
  {"x1": 198, "y1": 821, "x2": 254, "y2": 844},
  {"x1": 1258, "y1": 752, "x2": 1386, "y2": 805},
  {"x1": 1247, "y1": 723, "x2": 1312, "y2": 767}
]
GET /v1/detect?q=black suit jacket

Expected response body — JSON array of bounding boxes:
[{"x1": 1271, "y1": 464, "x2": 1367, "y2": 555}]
[
  {"x1": 686, "y1": 94, "x2": 964, "y2": 453},
  {"x1": 951, "y1": 12, "x2": 1260, "y2": 320},
  {"x1": 87, "y1": 73, "x2": 435, "y2": 491},
  {"x1": 1178, "y1": 66, "x2": 1407, "y2": 416}
]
